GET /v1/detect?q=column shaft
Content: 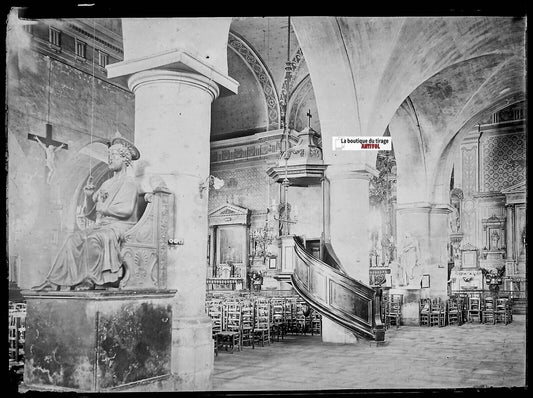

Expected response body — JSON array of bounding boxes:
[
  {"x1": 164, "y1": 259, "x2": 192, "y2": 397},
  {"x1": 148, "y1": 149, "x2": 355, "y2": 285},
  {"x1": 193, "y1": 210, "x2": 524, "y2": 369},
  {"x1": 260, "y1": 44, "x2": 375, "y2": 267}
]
[{"x1": 129, "y1": 69, "x2": 219, "y2": 389}]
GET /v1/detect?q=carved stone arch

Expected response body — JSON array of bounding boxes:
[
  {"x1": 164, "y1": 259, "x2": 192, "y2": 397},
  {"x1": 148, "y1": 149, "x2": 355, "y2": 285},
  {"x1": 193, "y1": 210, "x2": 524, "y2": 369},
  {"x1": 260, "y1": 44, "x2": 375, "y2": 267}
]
[
  {"x1": 288, "y1": 47, "x2": 305, "y2": 94},
  {"x1": 228, "y1": 31, "x2": 280, "y2": 130}
]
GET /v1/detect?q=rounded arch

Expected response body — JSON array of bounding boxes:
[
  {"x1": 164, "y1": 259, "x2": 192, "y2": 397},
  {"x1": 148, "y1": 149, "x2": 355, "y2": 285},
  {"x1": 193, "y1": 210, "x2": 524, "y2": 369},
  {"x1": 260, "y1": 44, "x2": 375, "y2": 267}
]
[
  {"x1": 430, "y1": 96, "x2": 526, "y2": 204},
  {"x1": 227, "y1": 31, "x2": 280, "y2": 130},
  {"x1": 287, "y1": 74, "x2": 321, "y2": 132},
  {"x1": 386, "y1": 51, "x2": 524, "y2": 205}
]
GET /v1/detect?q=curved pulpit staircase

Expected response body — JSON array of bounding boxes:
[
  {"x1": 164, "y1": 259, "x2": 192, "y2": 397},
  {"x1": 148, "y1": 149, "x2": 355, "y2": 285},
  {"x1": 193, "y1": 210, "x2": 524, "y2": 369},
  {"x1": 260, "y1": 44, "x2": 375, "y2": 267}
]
[{"x1": 291, "y1": 236, "x2": 385, "y2": 341}]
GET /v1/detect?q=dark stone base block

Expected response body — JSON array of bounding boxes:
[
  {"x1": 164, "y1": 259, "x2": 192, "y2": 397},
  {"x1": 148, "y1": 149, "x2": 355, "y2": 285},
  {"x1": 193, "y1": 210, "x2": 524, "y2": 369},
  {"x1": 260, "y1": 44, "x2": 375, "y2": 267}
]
[{"x1": 21, "y1": 290, "x2": 175, "y2": 392}]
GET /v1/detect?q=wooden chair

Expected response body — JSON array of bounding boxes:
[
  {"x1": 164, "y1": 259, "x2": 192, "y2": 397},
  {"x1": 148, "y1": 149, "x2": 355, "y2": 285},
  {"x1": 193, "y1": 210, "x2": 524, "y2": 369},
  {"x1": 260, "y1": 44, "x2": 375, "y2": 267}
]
[
  {"x1": 285, "y1": 297, "x2": 297, "y2": 334},
  {"x1": 447, "y1": 296, "x2": 461, "y2": 326},
  {"x1": 429, "y1": 298, "x2": 446, "y2": 327},
  {"x1": 219, "y1": 300, "x2": 241, "y2": 353},
  {"x1": 419, "y1": 298, "x2": 431, "y2": 326},
  {"x1": 9, "y1": 302, "x2": 26, "y2": 366},
  {"x1": 482, "y1": 296, "x2": 496, "y2": 324},
  {"x1": 253, "y1": 299, "x2": 271, "y2": 347},
  {"x1": 467, "y1": 294, "x2": 482, "y2": 323},
  {"x1": 206, "y1": 299, "x2": 223, "y2": 355},
  {"x1": 495, "y1": 298, "x2": 512, "y2": 325},
  {"x1": 386, "y1": 295, "x2": 402, "y2": 328},
  {"x1": 311, "y1": 311, "x2": 322, "y2": 335},
  {"x1": 271, "y1": 298, "x2": 286, "y2": 341},
  {"x1": 457, "y1": 293, "x2": 469, "y2": 324},
  {"x1": 294, "y1": 299, "x2": 310, "y2": 335},
  {"x1": 241, "y1": 299, "x2": 255, "y2": 348}
]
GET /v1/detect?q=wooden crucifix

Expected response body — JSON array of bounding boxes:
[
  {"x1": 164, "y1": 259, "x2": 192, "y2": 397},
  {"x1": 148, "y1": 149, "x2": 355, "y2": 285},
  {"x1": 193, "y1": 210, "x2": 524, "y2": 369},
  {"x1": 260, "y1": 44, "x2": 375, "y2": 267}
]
[
  {"x1": 306, "y1": 109, "x2": 312, "y2": 128},
  {"x1": 28, "y1": 123, "x2": 69, "y2": 185}
]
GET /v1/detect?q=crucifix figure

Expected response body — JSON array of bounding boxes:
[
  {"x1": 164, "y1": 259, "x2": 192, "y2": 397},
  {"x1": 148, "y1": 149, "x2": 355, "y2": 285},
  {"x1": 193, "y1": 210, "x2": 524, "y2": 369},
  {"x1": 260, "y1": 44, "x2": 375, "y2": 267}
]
[
  {"x1": 29, "y1": 123, "x2": 69, "y2": 185},
  {"x1": 306, "y1": 109, "x2": 312, "y2": 128}
]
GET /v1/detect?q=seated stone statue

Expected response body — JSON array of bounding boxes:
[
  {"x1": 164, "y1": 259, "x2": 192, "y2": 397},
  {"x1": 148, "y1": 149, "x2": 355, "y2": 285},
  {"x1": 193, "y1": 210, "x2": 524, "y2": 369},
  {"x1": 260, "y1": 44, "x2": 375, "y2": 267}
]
[{"x1": 33, "y1": 133, "x2": 141, "y2": 291}]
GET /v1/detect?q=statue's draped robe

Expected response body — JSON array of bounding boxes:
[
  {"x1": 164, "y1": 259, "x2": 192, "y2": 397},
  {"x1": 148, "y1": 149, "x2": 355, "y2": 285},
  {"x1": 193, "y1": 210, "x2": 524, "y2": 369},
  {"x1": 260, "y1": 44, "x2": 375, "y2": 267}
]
[
  {"x1": 399, "y1": 237, "x2": 420, "y2": 286},
  {"x1": 46, "y1": 174, "x2": 138, "y2": 286}
]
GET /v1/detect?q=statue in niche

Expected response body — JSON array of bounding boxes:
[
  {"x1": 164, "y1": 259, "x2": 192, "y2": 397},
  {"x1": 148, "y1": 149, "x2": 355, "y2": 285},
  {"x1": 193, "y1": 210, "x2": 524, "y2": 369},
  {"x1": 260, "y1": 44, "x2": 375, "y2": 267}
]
[
  {"x1": 380, "y1": 232, "x2": 395, "y2": 266},
  {"x1": 490, "y1": 230, "x2": 500, "y2": 251},
  {"x1": 33, "y1": 133, "x2": 141, "y2": 291},
  {"x1": 33, "y1": 136, "x2": 66, "y2": 184},
  {"x1": 398, "y1": 232, "x2": 421, "y2": 287}
]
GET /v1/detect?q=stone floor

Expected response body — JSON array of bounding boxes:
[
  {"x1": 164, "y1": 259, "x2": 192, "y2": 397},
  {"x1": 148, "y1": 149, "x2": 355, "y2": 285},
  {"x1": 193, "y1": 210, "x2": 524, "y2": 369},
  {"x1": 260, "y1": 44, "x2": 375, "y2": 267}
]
[{"x1": 210, "y1": 315, "x2": 527, "y2": 392}]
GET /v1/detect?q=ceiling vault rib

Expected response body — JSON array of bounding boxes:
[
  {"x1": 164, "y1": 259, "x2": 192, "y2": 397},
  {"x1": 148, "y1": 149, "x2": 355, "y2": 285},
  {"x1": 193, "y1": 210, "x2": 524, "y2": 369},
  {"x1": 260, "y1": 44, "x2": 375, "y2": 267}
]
[
  {"x1": 405, "y1": 95, "x2": 429, "y2": 189},
  {"x1": 451, "y1": 56, "x2": 516, "y2": 131},
  {"x1": 335, "y1": 18, "x2": 363, "y2": 136}
]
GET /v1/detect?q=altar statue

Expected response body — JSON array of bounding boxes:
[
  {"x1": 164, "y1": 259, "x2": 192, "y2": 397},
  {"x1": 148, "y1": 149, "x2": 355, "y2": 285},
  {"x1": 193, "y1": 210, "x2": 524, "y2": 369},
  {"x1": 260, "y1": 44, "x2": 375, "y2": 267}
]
[{"x1": 33, "y1": 133, "x2": 141, "y2": 291}]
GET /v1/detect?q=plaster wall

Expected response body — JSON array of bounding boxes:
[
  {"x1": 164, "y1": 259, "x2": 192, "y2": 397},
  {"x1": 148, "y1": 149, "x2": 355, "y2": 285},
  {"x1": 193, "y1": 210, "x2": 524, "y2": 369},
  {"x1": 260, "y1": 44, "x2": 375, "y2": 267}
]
[
  {"x1": 211, "y1": 50, "x2": 268, "y2": 139},
  {"x1": 7, "y1": 46, "x2": 134, "y2": 289}
]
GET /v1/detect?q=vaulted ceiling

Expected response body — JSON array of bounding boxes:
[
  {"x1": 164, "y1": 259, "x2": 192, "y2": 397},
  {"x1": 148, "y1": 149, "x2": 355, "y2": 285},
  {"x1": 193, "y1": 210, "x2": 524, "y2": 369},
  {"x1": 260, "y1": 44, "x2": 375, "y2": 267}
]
[{"x1": 84, "y1": 16, "x2": 526, "y2": 155}]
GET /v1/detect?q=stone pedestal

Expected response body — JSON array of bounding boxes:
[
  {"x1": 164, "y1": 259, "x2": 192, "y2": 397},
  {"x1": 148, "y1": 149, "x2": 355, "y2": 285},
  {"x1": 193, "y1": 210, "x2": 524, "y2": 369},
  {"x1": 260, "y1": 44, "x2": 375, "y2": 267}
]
[{"x1": 22, "y1": 290, "x2": 175, "y2": 393}]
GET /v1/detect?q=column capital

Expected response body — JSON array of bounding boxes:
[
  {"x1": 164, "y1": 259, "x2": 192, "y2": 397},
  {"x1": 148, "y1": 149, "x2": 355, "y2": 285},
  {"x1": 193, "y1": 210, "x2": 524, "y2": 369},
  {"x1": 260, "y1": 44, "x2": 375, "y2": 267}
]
[
  {"x1": 326, "y1": 163, "x2": 378, "y2": 181},
  {"x1": 128, "y1": 70, "x2": 221, "y2": 102},
  {"x1": 107, "y1": 49, "x2": 238, "y2": 97}
]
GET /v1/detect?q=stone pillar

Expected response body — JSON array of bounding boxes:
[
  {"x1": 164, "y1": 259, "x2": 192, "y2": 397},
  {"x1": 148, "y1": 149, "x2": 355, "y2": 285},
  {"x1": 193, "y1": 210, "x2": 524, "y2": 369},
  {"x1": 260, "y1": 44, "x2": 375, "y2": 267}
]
[
  {"x1": 124, "y1": 70, "x2": 219, "y2": 389},
  {"x1": 395, "y1": 203, "x2": 450, "y2": 325},
  {"x1": 321, "y1": 165, "x2": 375, "y2": 344}
]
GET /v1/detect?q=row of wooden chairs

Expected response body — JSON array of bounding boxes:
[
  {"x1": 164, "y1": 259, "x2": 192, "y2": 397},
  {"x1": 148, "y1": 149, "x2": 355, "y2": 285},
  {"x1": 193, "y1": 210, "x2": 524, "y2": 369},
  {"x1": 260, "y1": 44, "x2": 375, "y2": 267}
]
[
  {"x1": 419, "y1": 298, "x2": 448, "y2": 327},
  {"x1": 205, "y1": 296, "x2": 322, "y2": 354},
  {"x1": 460, "y1": 294, "x2": 513, "y2": 325},
  {"x1": 419, "y1": 295, "x2": 513, "y2": 327}
]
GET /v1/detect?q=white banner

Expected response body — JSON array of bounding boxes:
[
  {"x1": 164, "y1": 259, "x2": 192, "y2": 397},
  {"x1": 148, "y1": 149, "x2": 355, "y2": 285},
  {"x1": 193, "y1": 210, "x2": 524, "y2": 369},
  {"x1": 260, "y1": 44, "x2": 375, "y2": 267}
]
[{"x1": 332, "y1": 136, "x2": 392, "y2": 151}]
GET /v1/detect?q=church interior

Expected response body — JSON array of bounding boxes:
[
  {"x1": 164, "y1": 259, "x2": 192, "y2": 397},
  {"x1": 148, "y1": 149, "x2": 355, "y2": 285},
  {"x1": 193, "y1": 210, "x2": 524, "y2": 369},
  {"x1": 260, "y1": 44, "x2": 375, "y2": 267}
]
[{"x1": 6, "y1": 11, "x2": 527, "y2": 393}]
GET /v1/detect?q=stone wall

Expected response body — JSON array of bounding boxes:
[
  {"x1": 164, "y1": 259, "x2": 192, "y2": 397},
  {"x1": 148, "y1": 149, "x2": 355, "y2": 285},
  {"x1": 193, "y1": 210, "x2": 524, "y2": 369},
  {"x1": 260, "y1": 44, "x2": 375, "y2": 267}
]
[
  {"x1": 458, "y1": 112, "x2": 525, "y2": 250},
  {"x1": 208, "y1": 131, "x2": 323, "y2": 290},
  {"x1": 7, "y1": 40, "x2": 134, "y2": 289}
]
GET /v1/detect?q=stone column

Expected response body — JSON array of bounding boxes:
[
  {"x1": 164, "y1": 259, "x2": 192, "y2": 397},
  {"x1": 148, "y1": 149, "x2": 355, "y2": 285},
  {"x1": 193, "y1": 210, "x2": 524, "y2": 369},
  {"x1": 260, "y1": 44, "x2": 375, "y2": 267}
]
[
  {"x1": 127, "y1": 69, "x2": 219, "y2": 389},
  {"x1": 321, "y1": 165, "x2": 375, "y2": 344},
  {"x1": 395, "y1": 203, "x2": 450, "y2": 325}
]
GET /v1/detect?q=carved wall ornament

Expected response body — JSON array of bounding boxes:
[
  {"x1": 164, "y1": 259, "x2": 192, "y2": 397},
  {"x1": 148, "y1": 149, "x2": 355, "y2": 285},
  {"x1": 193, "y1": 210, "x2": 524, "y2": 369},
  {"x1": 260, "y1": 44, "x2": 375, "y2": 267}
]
[{"x1": 461, "y1": 146, "x2": 477, "y2": 196}]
